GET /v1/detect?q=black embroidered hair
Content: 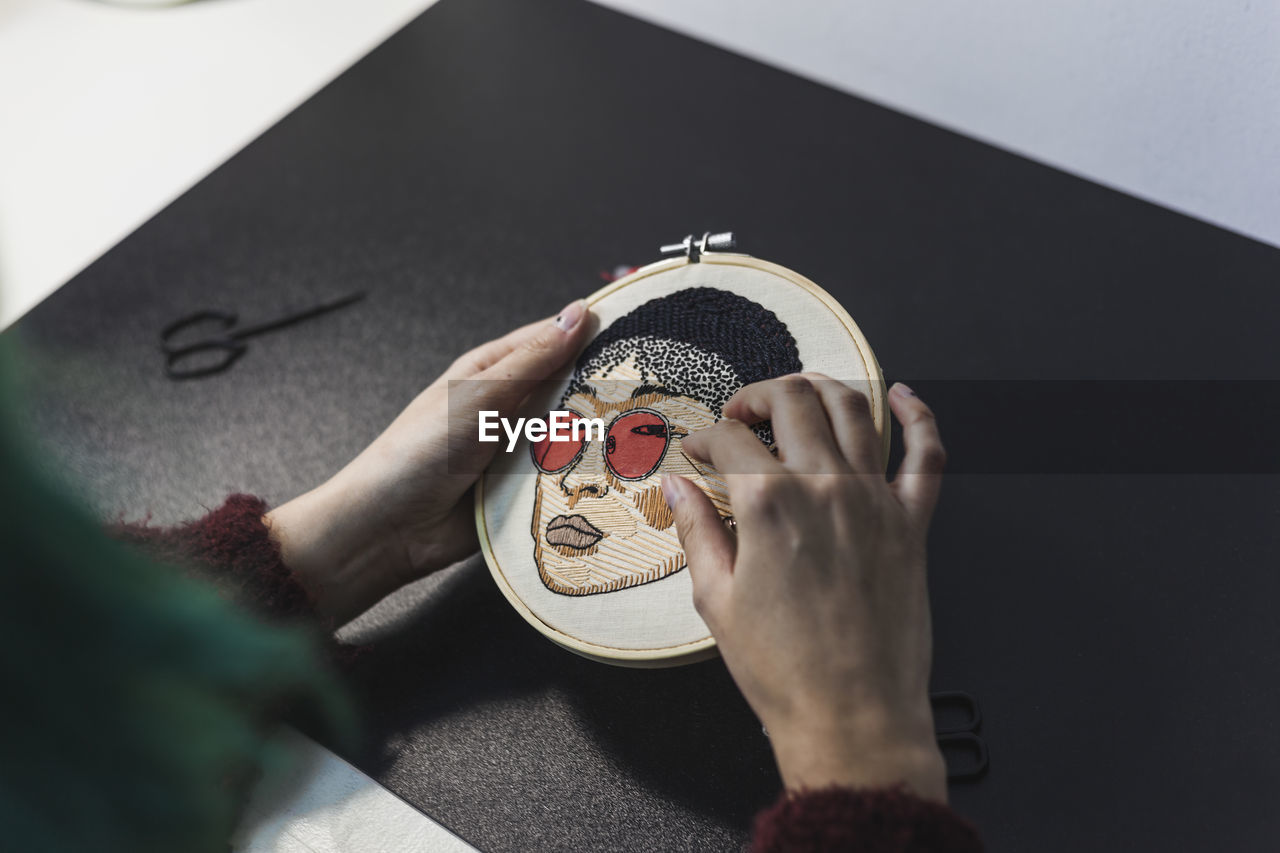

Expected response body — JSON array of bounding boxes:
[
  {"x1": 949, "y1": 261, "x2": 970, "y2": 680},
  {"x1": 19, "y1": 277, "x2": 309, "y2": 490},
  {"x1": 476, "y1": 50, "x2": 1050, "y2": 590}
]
[
  {"x1": 583, "y1": 287, "x2": 801, "y2": 384},
  {"x1": 565, "y1": 287, "x2": 802, "y2": 416}
]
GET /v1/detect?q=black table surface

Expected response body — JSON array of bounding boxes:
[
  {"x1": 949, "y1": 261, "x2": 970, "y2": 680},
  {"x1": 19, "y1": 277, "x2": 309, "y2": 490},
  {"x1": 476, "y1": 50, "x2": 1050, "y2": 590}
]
[{"x1": 9, "y1": 0, "x2": 1280, "y2": 849}]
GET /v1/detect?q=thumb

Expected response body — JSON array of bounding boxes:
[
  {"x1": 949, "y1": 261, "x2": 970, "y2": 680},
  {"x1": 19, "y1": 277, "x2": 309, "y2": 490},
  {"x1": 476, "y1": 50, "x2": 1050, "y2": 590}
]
[
  {"x1": 663, "y1": 474, "x2": 735, "y2": 627},
  {"x1": 448, "y1": 300, "x2": 591, "y2": 476},
  {"x1": 478, "y1": 299, "x2": 590, "y2": 391}
]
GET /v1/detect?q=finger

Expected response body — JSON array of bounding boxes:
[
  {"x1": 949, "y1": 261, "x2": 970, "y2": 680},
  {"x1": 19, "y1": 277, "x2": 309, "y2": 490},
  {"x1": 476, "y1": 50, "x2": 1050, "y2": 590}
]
[
  {"x1": 480, "y1": 298, "x2": 589, "y2": 382},
  {"x1": 721, "y1": 375, "x2": 847, "y2": 472},
  {"x1": 888, "y1": 383, "x2": 946, "y2": 524},
  {"x1": 446, "y1": 300, "x2": 590, "y2": 381},
  {"x1": 443, "y1": 317, "x2": 550, "y2": 380},
  {"x1": 470, "y1": 299, "x2": 591, "y2": 412},
  {"x1": 663, "y1": 474, "x2": 734, "y2": 627},
  {"x1": 682, "y1": 418, "x2": 779, "y2": 479},
  {"x1": 444, "y1": 301, "x2": 591, "y2": 476},
  {"x1": 799, "y1": 372, "x2": 883, "y2": 474}
]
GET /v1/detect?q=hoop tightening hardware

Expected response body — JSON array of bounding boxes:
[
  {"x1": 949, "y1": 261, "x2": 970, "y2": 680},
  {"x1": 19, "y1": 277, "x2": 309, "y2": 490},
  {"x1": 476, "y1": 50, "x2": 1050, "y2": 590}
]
[{"x1": 660, "y1": 231, "x2": 735, "y2": 263}]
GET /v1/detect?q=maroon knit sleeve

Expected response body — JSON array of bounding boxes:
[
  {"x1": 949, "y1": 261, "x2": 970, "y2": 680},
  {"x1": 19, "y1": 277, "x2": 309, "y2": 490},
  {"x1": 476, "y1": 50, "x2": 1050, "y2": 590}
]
[
  {"x1": 751, "y1": 786, "x2": 983, "y2": 853},
  {"x1": 110, "y1": 493, "x2": 323, "y2": 628}
]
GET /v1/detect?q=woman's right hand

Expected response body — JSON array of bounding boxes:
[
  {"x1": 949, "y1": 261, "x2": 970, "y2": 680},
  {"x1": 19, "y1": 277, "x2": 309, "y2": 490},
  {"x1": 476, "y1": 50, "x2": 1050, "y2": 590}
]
[{"x1": 661, "y1": 377, "x2": 948, "y2": 801}]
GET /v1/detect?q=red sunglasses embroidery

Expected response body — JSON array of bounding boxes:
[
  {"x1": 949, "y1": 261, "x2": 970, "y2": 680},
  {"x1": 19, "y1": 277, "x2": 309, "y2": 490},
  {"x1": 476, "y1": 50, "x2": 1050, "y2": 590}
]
[{"x1": 531, "y1": 408, "x2": 673, "y2": 481}]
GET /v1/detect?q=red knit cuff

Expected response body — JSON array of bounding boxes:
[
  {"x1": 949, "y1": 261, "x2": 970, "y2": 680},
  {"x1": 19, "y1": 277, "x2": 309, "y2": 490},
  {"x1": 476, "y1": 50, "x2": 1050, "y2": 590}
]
[
  {"x1": 110, "y1": 494, "x2": 318, "y2": 625},
  {"x1": 751, "y1": 785, "x2": 983, "y2": 853}
]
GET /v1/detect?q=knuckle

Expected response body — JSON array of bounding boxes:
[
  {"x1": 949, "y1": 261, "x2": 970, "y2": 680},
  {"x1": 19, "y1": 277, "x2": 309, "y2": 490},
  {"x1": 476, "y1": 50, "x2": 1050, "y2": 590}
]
[
  {"x1": 736, "y1": 474, "x2": 793, "y2": 515},
  {"x1": 702, "y1": 420, "x2": 735, "y2": 447},
  {"x1": 816, "y1": 472, "x2": 852, "y2": 499},
  {"x1": 840, "y1": 387, "x2": 872, "y2": 416},
  {"x1": 920, "y1": 442, "x2": 948, "y2": 470},
  {"x1": 682, "y1": 509, "x2": 712, "y2": 541},
  {"x1": 777, "y1": 374, "x2": 814, "y2": 396},
  {"x1": 716, "y1": 417, "x2": 756, "y2": 444},
  {"x1": 733, "y1": 479, "x2": 769, "y2": 512},
  {"x1": 450, "y1": 347, "x2": 489, "y2": 373},
  {"x1": 819, "y1": 473, "x2": 869, "y2": 507},
  {"x1": 670, "y1": 508, "x2": 690, "y2": 541},
  {"x1": 522, "y1": 329, "x2": 561, "y2": 356},
  {"x1": 689, "y1": 585, "x2": 722, "y2": 629},
  {"x1": 713, "y1": 418, "x2": 743, "y2": 436},
  {"x1": 907, "y1": 402, "x2": 937, "y2": 423}
]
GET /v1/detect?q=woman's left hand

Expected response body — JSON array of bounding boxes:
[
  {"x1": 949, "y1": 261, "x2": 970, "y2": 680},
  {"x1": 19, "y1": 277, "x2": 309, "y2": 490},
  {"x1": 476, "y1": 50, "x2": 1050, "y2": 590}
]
[{"x1": 266, "y1": 300, "x2": 591, "y2": 623}]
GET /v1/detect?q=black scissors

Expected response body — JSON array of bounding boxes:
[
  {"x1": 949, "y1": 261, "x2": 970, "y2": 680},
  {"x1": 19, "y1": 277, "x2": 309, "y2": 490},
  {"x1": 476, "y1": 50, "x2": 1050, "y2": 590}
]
[
  {"x1": 160, "y1": 291, "x2": 366, "y2": 380},
  {"x1": 930, "y1": 690, "x2": 989, "y2": 780},
  {"x1": 761, "y1": 690, "x2": 989, "y2": 781}
]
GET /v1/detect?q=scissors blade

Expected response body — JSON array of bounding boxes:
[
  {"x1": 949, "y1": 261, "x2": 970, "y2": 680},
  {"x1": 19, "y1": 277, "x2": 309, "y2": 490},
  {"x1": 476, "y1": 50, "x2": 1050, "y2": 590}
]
[{"x1": 229, "y1": 291, "x2": 367, "y2": 340}]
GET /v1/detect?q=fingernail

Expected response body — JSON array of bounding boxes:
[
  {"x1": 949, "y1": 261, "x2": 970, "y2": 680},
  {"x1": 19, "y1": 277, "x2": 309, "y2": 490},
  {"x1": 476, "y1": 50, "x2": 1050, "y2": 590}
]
[
  {"x1": 892, "y1": 382, "x2": 917, "y2": 398},
  {"x1": 554, "y1": 299, "x2": 586, "y2": 332},
  {"x1": 661, "y1": 474, "x2": 683, "y2": 508}
]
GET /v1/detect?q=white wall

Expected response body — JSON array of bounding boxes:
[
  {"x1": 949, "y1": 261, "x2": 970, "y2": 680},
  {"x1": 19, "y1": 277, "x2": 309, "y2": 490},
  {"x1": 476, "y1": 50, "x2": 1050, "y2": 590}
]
[
  {"x1": 592, "y1": 0, "x2": 1280, "y2": 250},
  {"x1": 0, "y1": 0, "x2": 438, "y2": 329}
]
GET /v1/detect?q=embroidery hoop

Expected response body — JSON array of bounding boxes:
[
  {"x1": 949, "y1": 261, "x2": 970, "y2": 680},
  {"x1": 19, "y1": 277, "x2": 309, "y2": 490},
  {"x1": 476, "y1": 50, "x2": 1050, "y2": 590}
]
[{"x1": 475, "y1": 239, "x2": 887, "y2": 667}]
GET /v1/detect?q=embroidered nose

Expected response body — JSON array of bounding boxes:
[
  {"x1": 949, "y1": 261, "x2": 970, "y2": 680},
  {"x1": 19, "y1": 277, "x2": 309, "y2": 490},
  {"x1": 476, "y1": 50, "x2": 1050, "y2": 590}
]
[{"x1": 560, "y1": 443, "x2": 610, "y2": 503}]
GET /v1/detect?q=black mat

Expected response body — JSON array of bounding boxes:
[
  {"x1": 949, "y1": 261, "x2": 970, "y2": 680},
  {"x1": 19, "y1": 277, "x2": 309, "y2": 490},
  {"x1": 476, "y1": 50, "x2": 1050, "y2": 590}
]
[{"x1": 8, "y1": 0, "x2": 1279, "y2": 849}]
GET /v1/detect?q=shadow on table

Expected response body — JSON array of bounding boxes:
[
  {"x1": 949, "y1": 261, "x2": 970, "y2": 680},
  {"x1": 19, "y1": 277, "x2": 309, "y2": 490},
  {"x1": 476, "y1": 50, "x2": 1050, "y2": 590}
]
[{"x1": 336, "y1": 556, "x2": 780, "y2": 834}]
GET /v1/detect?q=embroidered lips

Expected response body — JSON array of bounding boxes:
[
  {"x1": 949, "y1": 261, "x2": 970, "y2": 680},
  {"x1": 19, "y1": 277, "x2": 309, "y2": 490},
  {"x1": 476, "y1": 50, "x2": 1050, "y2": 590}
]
[{"x1": 545, "y1": 514, "x2": 604, "y2": 549}]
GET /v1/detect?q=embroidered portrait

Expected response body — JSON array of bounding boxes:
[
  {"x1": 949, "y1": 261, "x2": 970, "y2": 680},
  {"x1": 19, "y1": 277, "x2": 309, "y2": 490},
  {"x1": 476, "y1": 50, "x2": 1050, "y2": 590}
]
[{"x1": 529, "y1": 287, "x2": 802, "y2": 595}]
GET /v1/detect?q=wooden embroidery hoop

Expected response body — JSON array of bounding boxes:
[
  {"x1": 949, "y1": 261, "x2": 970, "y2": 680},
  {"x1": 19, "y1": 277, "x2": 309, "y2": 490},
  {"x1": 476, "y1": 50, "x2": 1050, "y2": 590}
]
[{"x1": 475, "y1": 237, "x2": 887, "y2": 667}]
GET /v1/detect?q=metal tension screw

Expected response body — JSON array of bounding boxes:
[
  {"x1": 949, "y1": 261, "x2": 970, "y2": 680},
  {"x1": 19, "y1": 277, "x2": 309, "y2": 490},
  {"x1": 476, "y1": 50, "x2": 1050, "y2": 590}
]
[{"x1": 659, "y1": 231, "x2": 735, "y2": 262}]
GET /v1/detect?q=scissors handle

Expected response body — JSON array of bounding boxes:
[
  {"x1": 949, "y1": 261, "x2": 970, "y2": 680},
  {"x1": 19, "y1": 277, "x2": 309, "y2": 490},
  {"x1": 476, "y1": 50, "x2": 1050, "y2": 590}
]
[
  {"x1": 928, "y1": 691, "x2": 989, "y2": 780},
  {"x1": 938, "y1": 731, "x2": 989, "y2": 780},
  {"x1": 930, "y1": 690, "x2": 982, "y2": 735},
  {"x1": 165, "y1": 338, "x2": 248, "y2": 380},
  {"x1": 160, "y1": 292, "x2": 365, "y2": 380},
  {"x1": 160, "y1": 309, "x2": 238, "y2": 349}
]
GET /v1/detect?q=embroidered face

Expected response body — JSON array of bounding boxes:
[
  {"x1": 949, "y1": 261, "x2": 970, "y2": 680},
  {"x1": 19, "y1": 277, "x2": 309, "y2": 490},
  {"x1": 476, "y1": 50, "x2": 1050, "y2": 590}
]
[
  {"x1": 529, "y1": 287, "x2": 803, "y2": 596},
  {"x1": 531, "y1": 349, "x2": 731, "y2": 595}
]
